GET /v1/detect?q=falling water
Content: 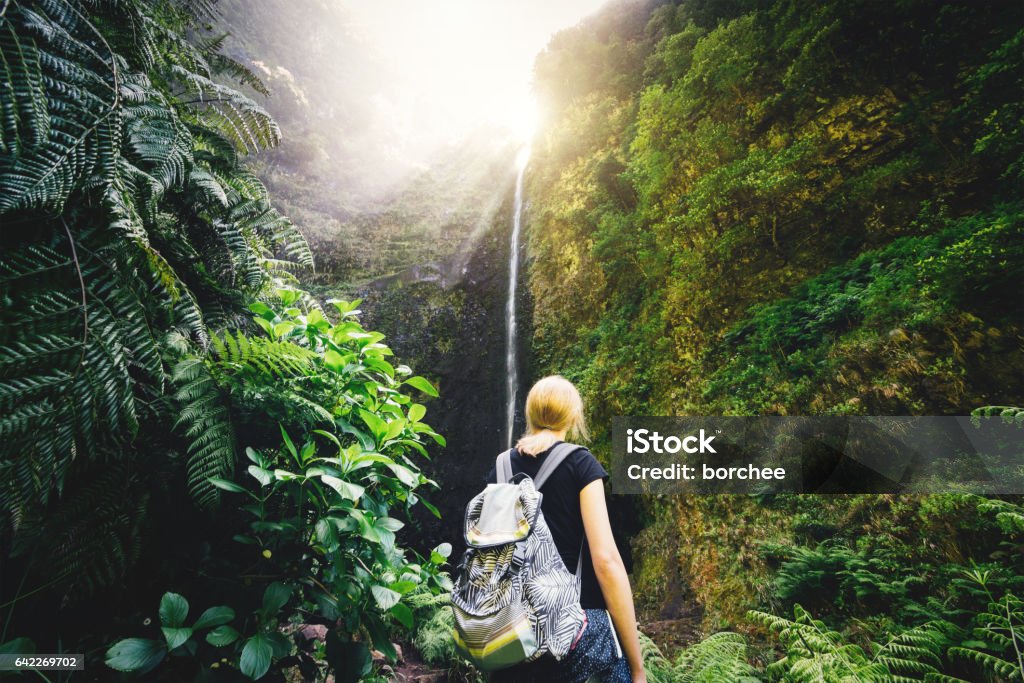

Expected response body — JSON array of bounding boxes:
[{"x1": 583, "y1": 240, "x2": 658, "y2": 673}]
[{"x1": 505, "y1": 147, "x2": 530, "y2": 449}]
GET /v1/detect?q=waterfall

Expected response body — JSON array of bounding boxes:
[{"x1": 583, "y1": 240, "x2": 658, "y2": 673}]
[{"x1": 505, "y1": 147, "x2": 530, "y2": 449}]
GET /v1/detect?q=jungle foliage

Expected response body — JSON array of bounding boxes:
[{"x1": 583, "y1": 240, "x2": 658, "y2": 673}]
[
  {"x1": 0, "y1": 0, "x2": 445, "y2": 680},
  {"x1": 527, "y1": 0, "x2": 1024, "y2": 680}
]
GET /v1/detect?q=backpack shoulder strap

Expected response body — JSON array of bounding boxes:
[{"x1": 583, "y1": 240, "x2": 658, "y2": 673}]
[
  {"x1": 496, "y1": 449, "x2": 514, "y2": 484},
  {"x1": 532, "y1": 442, "x2": 580, "y2": 490}
]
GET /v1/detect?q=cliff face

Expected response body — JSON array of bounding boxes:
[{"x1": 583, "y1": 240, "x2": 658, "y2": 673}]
[
  {"x1": 522, "y1": 0, "x2": 1024, "y2": 627},
  {"x1": 357, "y1": 167, "x2": 529, "y2": 553}
]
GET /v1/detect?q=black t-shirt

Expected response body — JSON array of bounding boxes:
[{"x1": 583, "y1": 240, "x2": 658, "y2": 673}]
[{"x1": 485, "y1": 442, "x2": 610, "y2": 609}]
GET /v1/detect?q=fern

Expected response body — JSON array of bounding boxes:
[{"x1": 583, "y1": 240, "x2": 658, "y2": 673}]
[
  {"x1": 977, "y1": 498, "x2": 1024, "y2": 534},
  {"x1": 0, "y1": 0, "x2": 312, "y2": 602},
  {"x1": 971, "y1": 405, "x2": 1024, "y2": 421},
  {"x1": 750, "y1": 605, "x2": 945, "y2": 682},
  {"x1": 948, "y1": 583, "x2": 1024, "y2": 681},
  {"x1": 674, "y1": 632, "x2": 761, "y2": 682},
  {"x1": 172, "y1": 355, "x2": 236, "y2": 507},
  {"x1": 0, "y1": 0, "x2": 119, "y2": 212}
]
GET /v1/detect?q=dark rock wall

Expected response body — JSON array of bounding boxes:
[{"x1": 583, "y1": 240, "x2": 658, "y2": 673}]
[{"x1": 358, "y1": 171, "x2": 529, "y2": 555}]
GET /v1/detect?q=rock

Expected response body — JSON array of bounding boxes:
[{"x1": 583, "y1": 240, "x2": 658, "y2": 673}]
[
  {"x1": 371, "y1": 643, "x2": 404, "y2": 664},
  {"x1": 412, "y1": 673, "x2": 445, "y2": 683},
  {"x1": 297, "y1": 624, "x2": 328, "y2": 642}
]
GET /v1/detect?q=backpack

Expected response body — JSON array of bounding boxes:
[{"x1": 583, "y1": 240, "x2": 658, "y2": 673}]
[{"x1": 450, "y1": 442, "x2": 588, "y2": 671}]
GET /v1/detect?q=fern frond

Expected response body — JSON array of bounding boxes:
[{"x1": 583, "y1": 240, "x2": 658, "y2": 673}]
[
  {"x1": 171, "y1": 65, "x2": 280, "y2": 153},
  {"x1": 172, "y1": 356, "x2": 234, "y2": 507},
  {"x1": 0, "y1": 1, "x2": 118, "y2": 212}
]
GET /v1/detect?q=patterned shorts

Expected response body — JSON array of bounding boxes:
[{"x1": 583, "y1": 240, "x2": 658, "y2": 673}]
[{"x1": 489, "y1": 609, "x2": 631, "y2": 683}]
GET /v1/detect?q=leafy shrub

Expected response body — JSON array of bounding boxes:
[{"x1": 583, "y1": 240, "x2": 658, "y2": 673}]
[{"x1": 107, "y1": 289, "x2": 450, "y2": 680}]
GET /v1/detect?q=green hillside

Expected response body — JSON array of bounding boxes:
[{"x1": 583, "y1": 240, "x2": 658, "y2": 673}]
[{"x1": 525, "y1": 0, "x2": 1024, "y2": 678}]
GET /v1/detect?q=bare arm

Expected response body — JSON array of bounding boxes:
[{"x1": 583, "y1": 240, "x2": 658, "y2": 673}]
[{"x1": 580, "y1": 479, "x2": 646, "y2": 683}]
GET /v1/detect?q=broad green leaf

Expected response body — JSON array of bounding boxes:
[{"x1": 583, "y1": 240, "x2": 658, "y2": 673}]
[
  {"x1": 300, "y1": 439, "x2": 316, "y2": 464},
  {"x1": 365, "y1": 342, "x2": 393, "y2": 356},
  {"x1": 254, "y1": 317, "x2": 274, "y2": 336},
  {"x1": 267, "y1": 631, "x2": 292, "y2": 658},
  {"x1": 336, "y1": 417, "x2": 376, "y2": 452},
  {"x1": 390, "y1": 602, "x2": 414, "y2": 629},
  {"x1": 355, "y1": 512, "x2": 382, "y2": 544},
  {"x1": 321, "y1": 475, "x2": 364, "y2": 501},
  {"x1": 377, "y1": 517, "x2": 405, "y2": 532},
  {"x1": 209, "y1": 477, "x2": 246, "y2": 494},
  {"x1": 245, "y1": 447, "x2": 264, "y2": 465},
  {"x1": 0, "y1": 637, "x2": 33, "y2": 655},
  {"x1": 433, "y1": 542, "x2": 453, "y2": 558},
  {"x1": 262, "y1": 582, "x2": 292, "y2": 614},
  {"x1": 315, "y1": 518, "x2": 337, "y2": 546},
  {"x1": 240, "y1": 633, "x2": 273, "y2": 679},
  {"x1": 407, "y1": 404, "x2": 426, "y2": 423},
  {"x1": 386, "y1": 463, "x2": 419, "y2": 488},
  {"x1": 248, "y1": 301, "x2": 274, "y2": 317},
  {"x1": 350, "y1": 452, "x2": 395, "y2": 469},
  {"x1": 327, "y1": 298, "x2": 361, "y2": 315},
  {"x1": 206, "y1": 625, "x2": 240, "y2": 647},
  {"x1": 403, "y1": 375, "x2": 438, "y2": 397},
  {"x1": 328, "y1": 515, "x2": 358, "y2": 534},
  {"x1": 161, "y1": 626, "x2": 192, "y2": 651},
  {"x1": 273, "y1": 321, "x2": 295, "y2": 338},
  {"x1": 313, "y1": 429, "x2": 342, "y2": 449},
  {"x1": 276, "y1": 288, "x2": 300, "y2": 306},
  {"x1": 105, "y1": 638, "x2": 167, "y2": 673},
  {"x1": 383, "y1": 418, "x2": 406, "y2": 442},
  {"x1": 324, "y1": 349, "x2": 345, "y2": 373},
  {"x1": 400, "y1": 439, "x2": 429, "y2": 457},
  {"x1": 159, "y1": 592, "x2": 189, "y2": 627},
  {"x1": 371, "y1": 585, "x2": 401, "y2": 611},
  {"x1": 364, "y1": 614, "x2": 397, "y2": 661},
  {"x1": 389, "y1": 580, "x2": 418, "y2": 595},
  {"x1": 193, "y1": 605, "x2": 235, "y2": 630},
  {"x1": 411, "y1": 423, "x2": 446, "y2": 446},
  {"x1": 248, "y1": 465, "x2": 273, "y2": 487},
  {"x1": 359, "y1": 409, "x2": 388, "y2": 442},
  {"x1": 273, "y1": 469, "x2": 299, "y2": 481},
  {"x1": 364, "y1": 356, "x2": 395, "y2": 378}
]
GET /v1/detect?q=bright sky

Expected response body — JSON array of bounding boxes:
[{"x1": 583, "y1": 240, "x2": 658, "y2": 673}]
[{"x1": 345, "y1": 0, "x2": 610, "y2": 146}]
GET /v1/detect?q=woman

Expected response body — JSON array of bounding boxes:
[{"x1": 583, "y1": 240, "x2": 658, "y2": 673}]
[{"x1": 487, "y1": 375, "x2": 646, "y2": 683}]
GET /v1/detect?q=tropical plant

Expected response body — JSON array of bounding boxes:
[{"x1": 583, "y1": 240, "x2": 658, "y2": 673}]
[
  {"x1": 106, "y1": 289, "x2": 449, "y2": 680},
  {"x1": 672, "y1": 631, "x2": 761, "y2": 682},
  {"x1": 105, "y1": 588, "x2": 290, "y2": 679},
  {"x1": 0, "y1": 0, "x2": 312, "y2": 622},
  {"x1": 749, "y1": 605, "x2": 947, "y2": 682},
  {"x1": 943, "y1": 572, "x2": 1022, "y2": 682}
]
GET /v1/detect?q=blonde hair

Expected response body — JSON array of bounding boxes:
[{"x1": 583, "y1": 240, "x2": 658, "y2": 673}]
[{"x1": 514, "y1": 375, "x2": 589, "y2": 456}]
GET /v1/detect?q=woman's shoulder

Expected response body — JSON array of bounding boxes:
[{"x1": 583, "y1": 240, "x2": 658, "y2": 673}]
[{"x1": 565, "y1": 444, "x2": 608, "y2": 487}]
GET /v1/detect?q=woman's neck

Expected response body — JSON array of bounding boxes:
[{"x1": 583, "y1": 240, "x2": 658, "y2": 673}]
[{"x1": 516, "y1": 428, "x2": 568, "y2": 456}]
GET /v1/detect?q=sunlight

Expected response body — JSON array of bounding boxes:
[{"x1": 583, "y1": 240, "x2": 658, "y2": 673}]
[
  {"x1": 345, "y1": 0, "x2": 608, "y2": 158},
  {"x1": 516, "y1": 143, "x2": 532, "y2": 170},
  {"x1": 508, "y1": 96, "x2": 540, "y2": 143}
]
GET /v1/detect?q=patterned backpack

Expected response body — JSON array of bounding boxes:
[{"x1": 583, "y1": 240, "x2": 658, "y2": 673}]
[{"x1": 451, "y1": 443, "x2": 587, "y2": 671}]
